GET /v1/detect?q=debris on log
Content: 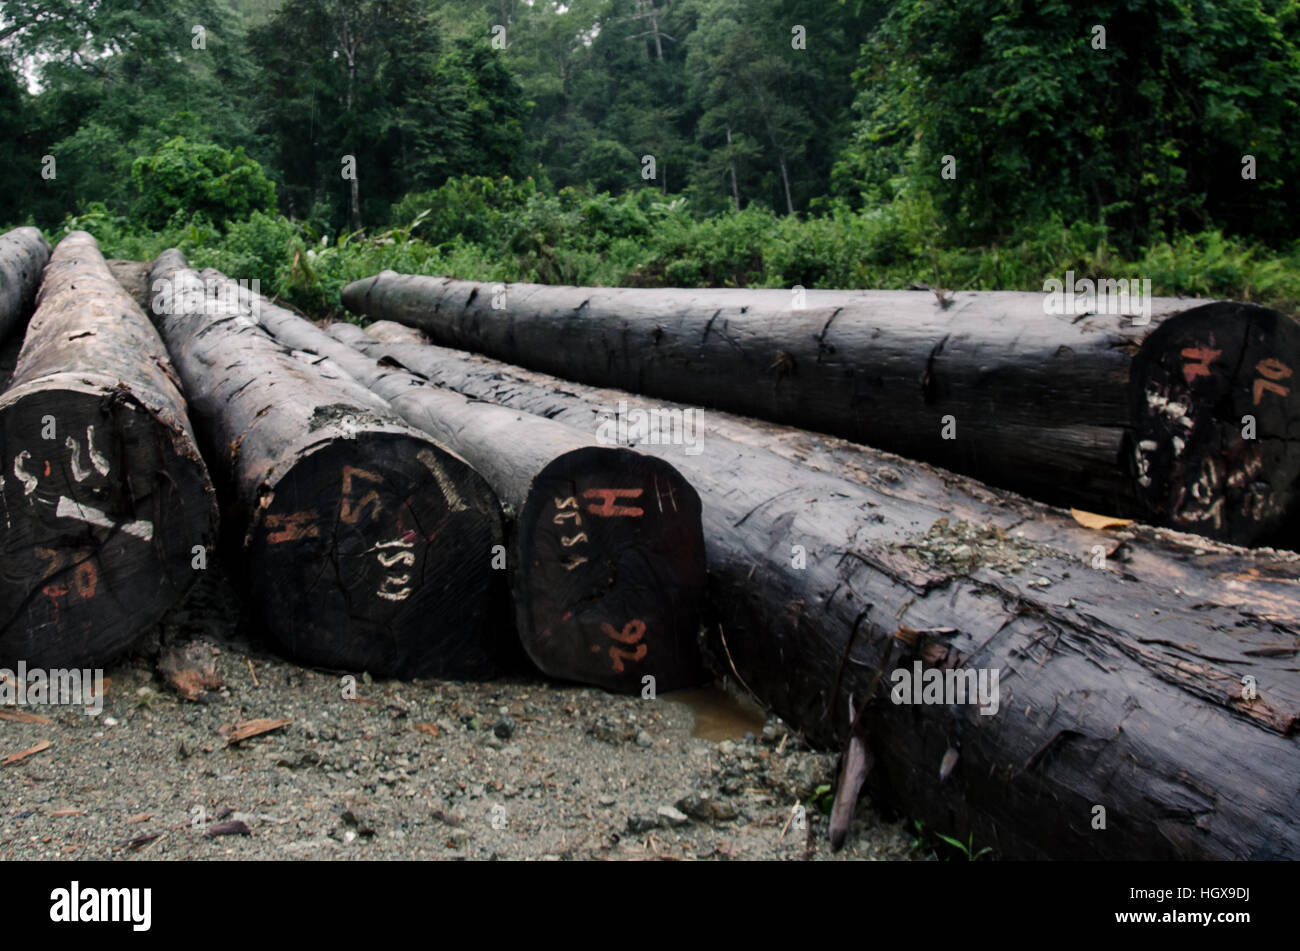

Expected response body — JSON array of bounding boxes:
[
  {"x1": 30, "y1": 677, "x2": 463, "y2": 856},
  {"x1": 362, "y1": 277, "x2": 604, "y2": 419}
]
[
  {"x1": 147, "y1": 251, "x2": 506, "y2": 678},
  {"x1": 332, "y1": 322, "x2": 1300, "y2": 861},
  {"x1": 0, "y1": 232, "x2": 217, "y2": 669},
  {"x1": 341, "y1": 274, "x2": 1300, "y2": 548},
  {"x1": 207, "y1": 271, "x2": 707, "y2": 693}
]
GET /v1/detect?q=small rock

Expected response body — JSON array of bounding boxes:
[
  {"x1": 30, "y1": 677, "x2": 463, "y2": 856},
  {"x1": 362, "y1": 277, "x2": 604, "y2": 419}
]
[
  {"x1": 676, "y1": 793, "x2": 737, "y2": 824},
  {"x1": 598, "y1": 795, "x2": 617, "y2": 807},
  {"x1": 656, "y1": 805, "x2": 688, "y2": 827},
  {"x1": 493, "y1": 716, "x2": 516, "y2": 740},
  {"x1": 635, "y1": 730, "x2": 652, "y2": 748},
  {"x1": 627, "y1": 814, "x2": 661, "y2": 833}
]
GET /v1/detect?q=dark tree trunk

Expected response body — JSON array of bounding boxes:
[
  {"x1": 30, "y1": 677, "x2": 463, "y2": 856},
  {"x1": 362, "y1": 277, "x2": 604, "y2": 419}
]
[
  {"x1": 206, "y1": 272, "x2": 707, "y2": 694},
  {"x1": 147, "y1": 252, "x2": 506, "y2": 678},
  {"x1": 0, "y1": 233, "x2": 217, "y2": 669},
  {"x1": 330, "y1": 322, "x2": 1300, "y2": 861},
  {"x1": 341, "y1": 275, "x2": 1300, "y2": 548},
  {"x1": 0, "y1": 227, "x2": 51, "y2": 344}
]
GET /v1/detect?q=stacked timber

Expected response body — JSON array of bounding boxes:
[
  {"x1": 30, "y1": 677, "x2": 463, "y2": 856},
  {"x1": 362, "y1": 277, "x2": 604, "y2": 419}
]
[
  {"x1": 331, "y1": 321, "x2": 1300, "y2": 861},
  {"x1": 147, "y1": 251, "x2": 506, "y2": 678},
  {"x1": 0, "y1": 227, "x2": 53, "y2": 392},
  {"x1": 197, "y1": 269, "x2": 707, "y2": 693},
  {"x1": 0, "y1": 232, "x2": 216, "y2": 669},
  {"x1": 341, "y1": 275, "x2": 1300, "y2": 548}
]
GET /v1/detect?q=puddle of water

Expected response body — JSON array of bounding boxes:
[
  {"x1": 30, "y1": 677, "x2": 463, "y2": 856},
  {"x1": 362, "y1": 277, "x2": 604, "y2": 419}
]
[{"x1": 665, "y1": 686, "x2": 768, "y2": 741}]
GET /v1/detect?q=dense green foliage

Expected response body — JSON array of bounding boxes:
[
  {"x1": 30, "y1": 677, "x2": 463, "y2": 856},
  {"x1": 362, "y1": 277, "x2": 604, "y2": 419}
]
[{"x1": 2, "y1": 0, "x2": 1297, "y2": 316}]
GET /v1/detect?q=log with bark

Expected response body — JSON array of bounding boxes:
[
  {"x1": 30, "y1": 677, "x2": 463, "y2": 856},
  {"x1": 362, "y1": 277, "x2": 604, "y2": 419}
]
[
  {"x1": 147, "y1": 251, "x2": 507, "y2": 678},
  {"x1": 341, "y1": 274, "x2": 1300, "y2": 548},
  {"x1": 330, "y1": 321, "x2": 1300, "y2": 860},
  {"x1": 0, "y1": 226, "x2": 51, "y2": 346},
  {"x1": 0, "y1": 232, "x2": 217, "y2": 669},
  {"x1": 202, "y1": 272, "x2": 707, "y2": 693}
]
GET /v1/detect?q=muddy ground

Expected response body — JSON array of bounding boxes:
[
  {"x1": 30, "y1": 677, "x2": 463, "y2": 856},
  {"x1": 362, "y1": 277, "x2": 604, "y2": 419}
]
[{"x1": 0, "y1": 571, "x2": 920, "y2": 862}]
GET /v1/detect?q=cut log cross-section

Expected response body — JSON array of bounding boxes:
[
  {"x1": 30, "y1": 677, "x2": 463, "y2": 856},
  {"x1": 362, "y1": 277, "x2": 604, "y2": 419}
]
[
  {"x1": 331, "y1": 322, "x2": 1300, "y2": 861},
  {"x1": 147, "y1": 252, "x2": 506, "y2": 678},
  {"x1": 341, "y1": 274, "x2": 1300, "y2": 548},
  {"x1": 0, "y1": 232, "x2": 217, "y2": 669},
  {"x1": 202, "y1": 271, "x2": 707, "y2": 693}
]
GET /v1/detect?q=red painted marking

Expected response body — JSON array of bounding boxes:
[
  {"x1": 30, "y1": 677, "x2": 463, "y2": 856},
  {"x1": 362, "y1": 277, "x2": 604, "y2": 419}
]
[
  {"x1": 43, "y1": 560, "x2": 97, "y2": 601},
  {"x1": 265, "y1": 512, "x2": 320, "y2": 544},
  {"x1": 582, "y1": 488, "x2": 645, "y2": 518},
  {"x1": 601, "y1": 620, "x2": 646, "y2": 645},
  {"x1": 1253, "y1": 358, "x2": 1293, "y2": 405},
  {"x1": 340, "y1": 466, "x2": 384, "y2": 524},
  {"x1": 43, "y1": 460, "x2": 50, "y2": 477},
  {"x1": 1180, "y1": 346, "x2": 1221, "y2": 384},
  {"x1": 608, "y1": 643, "x2": 647, "y2": 673}
]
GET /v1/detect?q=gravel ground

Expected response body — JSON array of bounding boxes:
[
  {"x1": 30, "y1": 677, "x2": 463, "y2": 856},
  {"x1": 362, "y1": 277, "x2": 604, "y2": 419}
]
[{"x1": 1, "y1": 576, "x2": 919, "y2": 862}]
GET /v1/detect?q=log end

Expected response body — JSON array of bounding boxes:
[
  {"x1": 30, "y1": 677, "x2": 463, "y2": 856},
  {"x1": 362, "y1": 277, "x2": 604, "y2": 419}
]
[{"x1": 515, "y1": 446, "x2": 708, "y2": 693}]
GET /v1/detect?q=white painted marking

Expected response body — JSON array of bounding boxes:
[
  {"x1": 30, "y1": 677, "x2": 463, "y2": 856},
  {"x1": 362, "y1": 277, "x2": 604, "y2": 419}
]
[
  {"x1": 13, "y1": 451, "x2": 37, "y2": 496},
  {"x1": 377, "y1": 550, "x2": 415, "y2": 568},
  {"x1": 417, "y1": 449, "x2": 468, "y2": 512},
  {"x1": 66, "y1": 436, "x2": 91, "y2": 482},
  {"x1": 55, "y1": 496, "x2": 154, "y2": 541},
  {"x1": 86, "y1": 426, "x2": 111, "y2": 476}
]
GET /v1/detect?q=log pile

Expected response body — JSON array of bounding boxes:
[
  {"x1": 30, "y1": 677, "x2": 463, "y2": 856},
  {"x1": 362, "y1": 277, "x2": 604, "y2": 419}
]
[
  {"x1": 330, "y1": 320, "x2": 1300, "y2": 860},
  {"x1": 341, "y1": 274, "x2": 1300, "y2": 548},
  {"x1": 4, "y1": 236, "x2": 1296, "y2": 859},
  {"x1": 199, "y1": 269, "x2": 708, "y2": 694},
  {"x1": 147, "y1": 252, "x2": 507, "y2": 678},
  {"x1": 0, "y1": 233, "x2": 216, "y2": 669}
]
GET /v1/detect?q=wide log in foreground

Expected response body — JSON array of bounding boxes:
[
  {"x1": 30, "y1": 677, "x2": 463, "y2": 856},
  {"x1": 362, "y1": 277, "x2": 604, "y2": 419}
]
[
  {"x1": 332, "y1": 322, "x2": 1300, "y2": 860},
  {"x1": 342, "y1": 274, "x2": 1300, "y2": 548},
  {"x1": 148, "y1": 252, "x2": 505, "y2": 677},
  {"x1": 204, "y1": 273, "x2": 707, "y2": 693},
  {"x1": 0, "y1": 233, "x2": 216, "y2": 669},
  {"x1": 0, "y1": 227, "x2": 52, "y2": 344}
]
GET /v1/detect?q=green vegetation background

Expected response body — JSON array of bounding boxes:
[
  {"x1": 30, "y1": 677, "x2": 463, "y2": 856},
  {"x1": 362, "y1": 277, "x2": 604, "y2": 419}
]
[{"x1": 3, "y1": 0, "x2": 1298, "y2": 317}]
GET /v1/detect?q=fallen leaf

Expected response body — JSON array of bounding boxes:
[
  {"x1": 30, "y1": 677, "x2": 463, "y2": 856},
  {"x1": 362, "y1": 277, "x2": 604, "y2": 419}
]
[
  {"x1": 2, "y1": 740, "x2": 51, "y2": 766},
  {"x1": 413, "y1": 722, "x2": 441, "y2": 738},
  {"x1": 1070, "y1": 508, "x2": 1134, "y2": 530},
  {"x1": 0, "y1": 709, "x2": 53, "y2": 725},
  {"x1": 227, "y1": 718, "x2": 291, "y2": 744}
]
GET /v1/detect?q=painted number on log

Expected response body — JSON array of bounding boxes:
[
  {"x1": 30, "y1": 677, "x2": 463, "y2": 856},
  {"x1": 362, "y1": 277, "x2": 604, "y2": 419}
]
[{"x1": 594, "y1": 620, "x2": 647, "y2": 673}]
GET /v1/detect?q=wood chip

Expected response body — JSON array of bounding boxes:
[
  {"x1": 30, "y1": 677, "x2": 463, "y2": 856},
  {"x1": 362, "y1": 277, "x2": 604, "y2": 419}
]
[
  {"x1": 158, "y1": 642, "x2": 224, "y2": 701},
  {"x1": 413, "y1": 722, "x2": 441, "y2": 737},
  {"x1": 1070, "y1": 508, "x2": 1134, "y2": 530},
  {"x1": 0, "y1": 709, "x2": 53, "y2": 725},
  {"x1": 49, "y1": 809, "x2": 82, "y2": 817},
  {"x1": 227, "y1": 718, "x2": 291, "y2": 744},
  {"x1": 126, "y1": 812, "x2": 155, "y2": 824},
  {"x1": 205, "y1": 819, "x2": 251, "y2": 837},
  {"x1": 2, "y1": 739, "x2": 50, "y2": 766}
]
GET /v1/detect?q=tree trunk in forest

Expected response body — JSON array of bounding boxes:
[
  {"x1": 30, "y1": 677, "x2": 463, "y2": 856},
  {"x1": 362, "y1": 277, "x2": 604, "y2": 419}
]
[
  {"x1": 148, "y1": 251, "x2": 507, "y2": 678},
  {"x1": 202, "y1": 271, "x2": 708, "y2": 694},
  {"x1": 0, "y1": 232, "x2": 217, "y2": 670},
  {"x1": 340, "y1": 274, "x2": 1300, "y2": 549},
  {"x1": 329, "y1": 322, "x2": 1300, "y2": 861}
]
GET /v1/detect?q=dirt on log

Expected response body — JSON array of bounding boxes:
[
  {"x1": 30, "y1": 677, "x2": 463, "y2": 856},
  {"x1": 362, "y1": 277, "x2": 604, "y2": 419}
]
[
  {"x1": 147, "y1": 252, "x2": 507, "y2": 678},
  {"x1": 341, "y1": 274, "x2": 1300, "y2": 549},
  {"x1": 203, "y1": 272, "x2": 707, "y2": 693},
  {"x1": 331, "y1": 322, "x2": 1300, "y2": 861},
  {"x1": 0, "y1": 232, "x2": 217, "y2": 669}
]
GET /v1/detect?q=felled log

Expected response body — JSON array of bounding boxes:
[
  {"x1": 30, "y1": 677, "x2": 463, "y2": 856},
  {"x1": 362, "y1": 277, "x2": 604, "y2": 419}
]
[
  {"x1": 341, "y1": 274, "x2": 1300, "y2": 548},
  {"x1": 0, "y1": 226, "x2": 51, "y2": 343},
  {"x1": 105, "y1": 259, "x2": 152, "y2": 313},
  {"x1": 332, "y1": 322, "x2": 1300, "y2": 860},
  {"x1": 0, "y1": 232, "x2": 216, "y2": 669},
  {"x1": 204, "y1": 273, "x2": 707, "y2": 693},
  {"x1": 147, "y1": 251, "x2": 506, "y2": 678}
]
